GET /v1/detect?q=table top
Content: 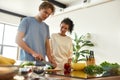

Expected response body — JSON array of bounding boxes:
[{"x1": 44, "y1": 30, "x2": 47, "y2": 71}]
[
  {"x1": 14, "y1": 72, "x2": 120, "y2": 80},
  {"x1": 45, "y1": 70, "x2": 120, "y2": 80},
  {"x1": 1, "y1": 65, "x2": 119, "y2": 80},
  {"x1": 13, "y1": 69, "x2": 120, "y2": 80}
]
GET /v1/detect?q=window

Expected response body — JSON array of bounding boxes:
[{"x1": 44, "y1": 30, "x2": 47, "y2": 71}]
[
  {"x1": 0, "y1": 24, "x2": 4, "y2": 44},
  {"x1": 0, "y1": 23, "x2": 18, "y2": 60},
  {"x1": 2, "y1": 46, "x2": 18, "y2": 60},
  {"x1": 3, "y1": 25, "x2": 17, "y2": 46},
  {"x1": 0, "y1": 24, "x2": 4, "y2": 54}
]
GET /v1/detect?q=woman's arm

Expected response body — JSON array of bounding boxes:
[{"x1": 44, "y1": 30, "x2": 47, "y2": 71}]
[{"x1": 46, "y1": 38, "x2": 57, "y2": 68}]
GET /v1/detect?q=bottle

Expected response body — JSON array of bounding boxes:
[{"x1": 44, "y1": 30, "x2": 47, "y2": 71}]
[
  {"x1": 86, "y1": 55, "x2": 90, "y2": 66},
  {"x1": 88, "y1": 50, "x2": 95, "y2": 65}
]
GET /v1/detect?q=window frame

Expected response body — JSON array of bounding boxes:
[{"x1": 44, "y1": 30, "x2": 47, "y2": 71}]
[{"x1": 0, "y1": 22, "x2": 19, "y2": 60}]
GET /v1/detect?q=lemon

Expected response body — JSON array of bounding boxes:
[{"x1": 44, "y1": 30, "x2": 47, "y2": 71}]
[
  {"x1": 71, "y1": 62, "x2": 86, "y2": 70},
  {"x1": 71, "y1": 70, "x2": 87, "y2": 78}
]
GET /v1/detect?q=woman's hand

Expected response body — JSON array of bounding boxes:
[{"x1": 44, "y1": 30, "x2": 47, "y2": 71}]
[
  {"x1": 50, "y1": 59, "x2": 57, "y2": 68},
  {"x1": 68, "y1": 58, "x2": 72, "y2": 63}
]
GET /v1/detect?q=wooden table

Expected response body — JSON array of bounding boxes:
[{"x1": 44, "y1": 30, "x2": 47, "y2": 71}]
[
  {"x1": 45, "y1": 73, "x2": 120, "y2": 80},
  {"x1": 13, "y1": 71, "x2": 120, "y2": 80}
]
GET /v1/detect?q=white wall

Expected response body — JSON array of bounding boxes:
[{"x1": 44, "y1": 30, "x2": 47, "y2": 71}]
[
  {"x1": 46, "y1": 0, "x2": 120, "y2": 64},
  {"x1": 0, "y1": 0, "x2": 119, "y2": 64}
]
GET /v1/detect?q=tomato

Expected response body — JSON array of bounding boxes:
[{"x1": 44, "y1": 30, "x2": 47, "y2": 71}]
[{"x1": 64, "y1": 62, "x2": 71, "y2": 71}]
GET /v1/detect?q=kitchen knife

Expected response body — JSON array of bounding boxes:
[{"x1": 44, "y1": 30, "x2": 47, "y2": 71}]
[{"x1": 35, "y1": 60, "x2": 53, "y2": 67}]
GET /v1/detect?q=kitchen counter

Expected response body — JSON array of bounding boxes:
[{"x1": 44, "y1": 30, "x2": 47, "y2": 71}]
[
  {"x1": 14, "y1": 73, "x2": 120, "y2": 80},
  {"x1": 44, "y1": 73, "x2": 120, "y2": 80},
  {"x1": 13, "y1": 69, "x2": 120, "y2": 80},
  {"x1": 88, "y1": 76, "x2": 120, "y2": 80},
  {"x1": 45, "y1": 71, "x2": 120, "y2": 80}
]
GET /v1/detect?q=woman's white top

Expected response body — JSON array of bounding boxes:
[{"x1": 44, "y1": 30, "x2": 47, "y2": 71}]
[{"x1": 50, "y1": 33, "x2": 73, "y2": 70}]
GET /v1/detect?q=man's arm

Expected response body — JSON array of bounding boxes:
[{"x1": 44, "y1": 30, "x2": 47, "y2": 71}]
[{"x1": 16, "y1": 31, "x2": 44, "y2": 60}]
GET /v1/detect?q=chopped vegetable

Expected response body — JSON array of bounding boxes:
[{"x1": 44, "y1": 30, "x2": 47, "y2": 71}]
[{"x1": 20, "y1": 61, "x2": 35, "y2": 67}]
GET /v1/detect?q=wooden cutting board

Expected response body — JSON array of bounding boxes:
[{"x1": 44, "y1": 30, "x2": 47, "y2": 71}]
[{"x1": 45, "y1": 69, "x2": 61, "y2": 72}]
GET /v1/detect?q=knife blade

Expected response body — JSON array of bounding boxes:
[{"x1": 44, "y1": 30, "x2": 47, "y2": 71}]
[{"x1": 41, "y1": 61, "x2": 53, "y2": 67}]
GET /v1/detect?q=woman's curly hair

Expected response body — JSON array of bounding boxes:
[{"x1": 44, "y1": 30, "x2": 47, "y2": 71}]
[{"x1": 61, "y1": 18, "x2": 74, "y2": 34}]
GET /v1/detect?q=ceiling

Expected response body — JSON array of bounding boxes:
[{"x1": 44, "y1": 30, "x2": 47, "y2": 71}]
[
  {"x1": 0, "y1": 0, "x2": 84, "y2": 17},
  {"x1": 0, "y1": 0, "x2": 103, "y2": 17}
]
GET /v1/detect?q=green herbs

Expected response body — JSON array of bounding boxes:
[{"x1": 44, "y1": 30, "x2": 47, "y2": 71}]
[
  {"x1": 84, "y1": 61, "x2": 120, "y2": 76},
  {"x1": 100, "y1": 61, "x2": 120, "y2": 71},
  {"x1": 100, "y1": 61, "x2": 120, "y2": 76},
  {"x1": 84, "y1": 65, "x2": 104, "y2": 75}
]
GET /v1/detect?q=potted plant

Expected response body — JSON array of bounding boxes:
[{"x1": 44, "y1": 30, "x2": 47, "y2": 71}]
[{"x1": 71, "y1": 33, "x2": 94, "y2": 70}]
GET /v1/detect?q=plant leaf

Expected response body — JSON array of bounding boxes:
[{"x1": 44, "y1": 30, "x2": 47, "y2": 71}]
[
  {"x1": 76, "y1": 44, "x2": 81, "y2": 52},
  {"x1": 78, "y1": 58, "x2": 86, "y2": 61},
  {"x1": 80, "y1": 50, "x2": 90, "y2": 54},
  {"x1": 81, "y1": 41, "x2": 94, "y2": 47}
]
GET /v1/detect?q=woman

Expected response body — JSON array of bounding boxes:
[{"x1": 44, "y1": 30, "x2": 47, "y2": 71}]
[{"x1": 51, "y1": 18, "x2": 74, "y2": 70}]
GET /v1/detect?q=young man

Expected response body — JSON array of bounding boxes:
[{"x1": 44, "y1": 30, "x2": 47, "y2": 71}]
[{"x1": 16, "y1": 1, "x2": 56, "y2": 67}]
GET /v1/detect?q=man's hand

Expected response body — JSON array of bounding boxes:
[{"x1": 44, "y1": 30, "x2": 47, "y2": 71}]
[{"x1": 32, "y1": 53, "x2": 44, "y2": 61}]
